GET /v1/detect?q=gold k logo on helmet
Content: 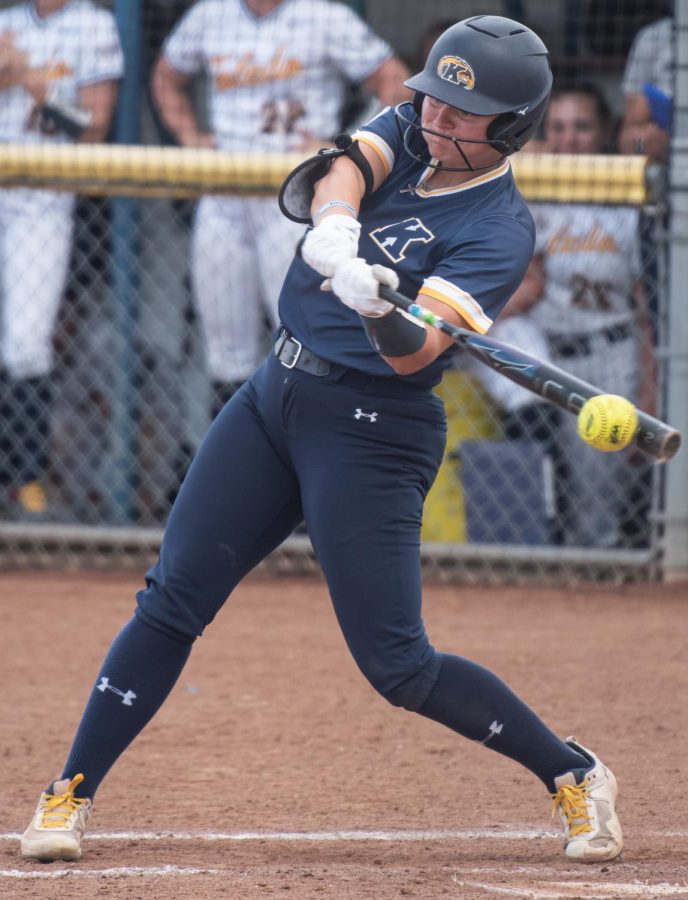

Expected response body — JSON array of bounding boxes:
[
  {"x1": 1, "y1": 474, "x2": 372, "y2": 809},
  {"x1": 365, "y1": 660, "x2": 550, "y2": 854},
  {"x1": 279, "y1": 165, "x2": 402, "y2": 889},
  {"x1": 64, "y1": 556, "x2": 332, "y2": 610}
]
[{"x1": 436, "y1": 55, "x2": 475, "y2": 90}]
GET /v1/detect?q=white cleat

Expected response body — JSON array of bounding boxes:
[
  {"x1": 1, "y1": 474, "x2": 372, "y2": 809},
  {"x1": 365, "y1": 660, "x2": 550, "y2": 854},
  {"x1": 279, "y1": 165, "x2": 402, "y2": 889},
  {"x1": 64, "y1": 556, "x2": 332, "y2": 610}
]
[
  {"x1": 21, "y1": 773, "x2": 92, "y2": 862},
  {"x1": 551, "y1": 737, "x2": 623, "y2": 863}
]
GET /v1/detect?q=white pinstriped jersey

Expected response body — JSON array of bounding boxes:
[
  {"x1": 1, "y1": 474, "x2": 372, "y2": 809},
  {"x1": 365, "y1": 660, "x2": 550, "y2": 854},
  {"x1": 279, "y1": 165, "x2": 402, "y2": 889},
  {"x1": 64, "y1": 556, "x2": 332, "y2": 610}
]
[
  {"x1": 0, "y1": 0, "x2": 124, "y2": 145},
  {"x1": 528, "y1": 203, "x2": 641, "y2": 336},
  {"x1": 162, "y1": 0, "x2": 393, "y2": 152},
  {"x1": 622, "y1": 17, "x2": 673, "y2": 97}
]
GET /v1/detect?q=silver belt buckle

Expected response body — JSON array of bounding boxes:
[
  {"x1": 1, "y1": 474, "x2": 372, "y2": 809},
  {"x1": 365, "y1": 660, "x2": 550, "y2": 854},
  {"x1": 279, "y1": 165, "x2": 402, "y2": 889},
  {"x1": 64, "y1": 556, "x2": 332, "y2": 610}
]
[{"x1": 282, "y1": 335, "x2": 302, "y2": 369}]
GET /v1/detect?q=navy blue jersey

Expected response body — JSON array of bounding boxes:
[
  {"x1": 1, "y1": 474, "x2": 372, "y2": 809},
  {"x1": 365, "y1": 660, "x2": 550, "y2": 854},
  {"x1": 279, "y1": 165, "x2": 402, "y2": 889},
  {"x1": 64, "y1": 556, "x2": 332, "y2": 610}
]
[{"x1": 279, "y1": 102, "x2": 535, "y2": 387}]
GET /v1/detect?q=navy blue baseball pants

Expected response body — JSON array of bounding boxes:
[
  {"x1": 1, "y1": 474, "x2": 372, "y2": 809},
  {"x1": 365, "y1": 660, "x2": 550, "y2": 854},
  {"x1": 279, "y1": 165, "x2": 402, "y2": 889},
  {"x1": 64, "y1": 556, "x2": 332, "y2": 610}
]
[
  {"x1": 137, "y1": 352, "x2": 447, "y2": 709},
  {"x1": 63, "y1": 350, "x2": 590, "y2": 796}
]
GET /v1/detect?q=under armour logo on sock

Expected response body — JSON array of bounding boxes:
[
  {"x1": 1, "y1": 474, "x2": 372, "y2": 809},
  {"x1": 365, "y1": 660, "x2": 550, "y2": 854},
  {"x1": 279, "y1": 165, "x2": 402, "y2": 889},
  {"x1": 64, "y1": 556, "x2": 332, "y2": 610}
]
[
  {"x1": 354, "y1": 408, "x2": 378, "y2": 422},
  {"x1": 97, "y1": 676, "x2": 136, "y2": 706},
  {"x1": 481, "y1": 720, "x2": 504, "y2": 744}
]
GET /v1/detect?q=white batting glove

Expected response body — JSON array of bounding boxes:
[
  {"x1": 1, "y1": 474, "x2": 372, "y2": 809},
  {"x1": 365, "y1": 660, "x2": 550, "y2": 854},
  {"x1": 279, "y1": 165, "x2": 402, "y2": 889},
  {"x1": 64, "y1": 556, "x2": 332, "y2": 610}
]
[
  {"x1": 301, "y1": 215, "x2": 361, "y2": 278},
  {"x1": 330, "y1": 259, "x2": 399, "y2": 318}
]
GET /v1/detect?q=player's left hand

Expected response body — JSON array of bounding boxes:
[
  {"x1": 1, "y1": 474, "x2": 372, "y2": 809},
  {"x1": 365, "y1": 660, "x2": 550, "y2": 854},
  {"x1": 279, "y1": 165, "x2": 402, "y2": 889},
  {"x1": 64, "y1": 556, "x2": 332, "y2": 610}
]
[
  {"x1": 330, "y1": 258, "x2": 398, "y2": 317},
  {"x1": 301, "y1": 214, "x2": 361, "y2": 278}
]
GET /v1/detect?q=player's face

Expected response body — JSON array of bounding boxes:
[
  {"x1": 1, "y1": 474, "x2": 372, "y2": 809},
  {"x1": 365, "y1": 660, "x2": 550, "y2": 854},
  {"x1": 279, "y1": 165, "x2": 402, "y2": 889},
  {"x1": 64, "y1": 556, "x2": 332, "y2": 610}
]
[
  {"x1": 545, "y1": 95, "x2": 607, "y2": 154},
  {"x1": 244, "y1": 0, "x2": 284, "y2": 15},
  {"x1": 35, "y1": 0, "x2": 71, "y2": 12},
  {"x1": 421, "y1": 96, "x2": 502, "y2": 169}
]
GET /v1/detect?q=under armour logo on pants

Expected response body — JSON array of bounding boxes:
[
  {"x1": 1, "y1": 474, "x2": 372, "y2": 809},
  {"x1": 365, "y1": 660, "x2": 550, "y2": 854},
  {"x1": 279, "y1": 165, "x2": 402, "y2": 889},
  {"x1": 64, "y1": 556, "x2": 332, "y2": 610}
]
[
  {"x1": 354, "y1": 409, "x2": 378, "y2": 422},
  {"x1": 481, "y1": 720, "x2": 504, "y2": 744},
  {"x1": 97, "y1": 676, "x2": 137, "y2": 706}
]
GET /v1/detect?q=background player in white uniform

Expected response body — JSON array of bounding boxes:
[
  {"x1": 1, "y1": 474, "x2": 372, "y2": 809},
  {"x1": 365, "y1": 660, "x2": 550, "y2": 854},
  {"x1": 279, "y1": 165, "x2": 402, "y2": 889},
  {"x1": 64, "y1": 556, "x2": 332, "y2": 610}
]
[
  {"x1": 618, "y1": 16, "x2": 673, "y2": 161},
  {"x1": 477, "y1": 84, "x2": 654, "y2": 548},
  {"x1": 0, "y1": 0, "x2": 123, "y2": 515},
  {"x1": 152, "y1": 0, "x2": 410, "y2": 414}
]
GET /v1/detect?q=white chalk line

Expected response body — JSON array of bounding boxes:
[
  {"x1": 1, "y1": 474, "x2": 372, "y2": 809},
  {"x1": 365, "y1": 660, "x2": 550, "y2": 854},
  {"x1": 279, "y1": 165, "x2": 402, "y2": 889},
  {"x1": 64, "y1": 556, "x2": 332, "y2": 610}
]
[
  {"x1": 2, "y1": 827, "x2": 686, "y2": 843},
  {"x1": 1, "y1": 828, "x2": 558, "y2": 843},
  {"x1": 453, "y1": 880, "x2": 688, "y2": 898},
  {"x1": 3, "y1": 833, "x2": 685, "y2": 890},
  {"x1": 1, "y1": 865, "x2": 217, "y2": 880}
]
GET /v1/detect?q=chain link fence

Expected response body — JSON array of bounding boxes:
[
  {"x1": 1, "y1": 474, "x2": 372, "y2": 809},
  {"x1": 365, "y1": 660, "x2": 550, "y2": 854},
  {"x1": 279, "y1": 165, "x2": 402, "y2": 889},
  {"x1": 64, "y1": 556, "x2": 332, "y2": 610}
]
[{"x1": 0, "y1": 0, "x2": 682, "y2": 581}]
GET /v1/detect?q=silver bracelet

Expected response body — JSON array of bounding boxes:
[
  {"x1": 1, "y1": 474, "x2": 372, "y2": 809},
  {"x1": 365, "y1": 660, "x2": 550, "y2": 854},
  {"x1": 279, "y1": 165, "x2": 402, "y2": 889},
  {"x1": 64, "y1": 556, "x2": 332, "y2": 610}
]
[{"x1": 312, "y1": 200, "x2": 357, "y2": 226}]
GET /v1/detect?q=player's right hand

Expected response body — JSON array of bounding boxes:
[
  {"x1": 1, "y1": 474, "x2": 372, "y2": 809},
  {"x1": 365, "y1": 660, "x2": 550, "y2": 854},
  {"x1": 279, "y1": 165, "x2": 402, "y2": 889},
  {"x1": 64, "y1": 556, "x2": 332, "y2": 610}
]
[{"x1": 301, "y1": 215, "x2": 361, "y2": 278}]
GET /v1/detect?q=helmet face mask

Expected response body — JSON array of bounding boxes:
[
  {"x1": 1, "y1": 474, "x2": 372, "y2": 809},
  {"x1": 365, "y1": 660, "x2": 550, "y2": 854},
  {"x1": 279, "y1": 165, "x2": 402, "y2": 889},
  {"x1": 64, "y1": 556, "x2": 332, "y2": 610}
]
[
  {"x1": 396, "y1": 99, "x2": 510, "y2": 173},
  {"x1": 399, "y1": 15, "x2": 553, "y2": 173}
]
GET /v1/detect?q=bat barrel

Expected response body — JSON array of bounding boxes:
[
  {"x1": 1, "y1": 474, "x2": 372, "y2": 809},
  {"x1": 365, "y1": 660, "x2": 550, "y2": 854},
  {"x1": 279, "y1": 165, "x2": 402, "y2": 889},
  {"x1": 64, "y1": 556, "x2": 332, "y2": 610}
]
[
  {"x1": 635, "y1": 414, "x2": 682, "y2": 462},
  {"x1": 379, "y1": 285, "x2": 682, "y2": 463}
]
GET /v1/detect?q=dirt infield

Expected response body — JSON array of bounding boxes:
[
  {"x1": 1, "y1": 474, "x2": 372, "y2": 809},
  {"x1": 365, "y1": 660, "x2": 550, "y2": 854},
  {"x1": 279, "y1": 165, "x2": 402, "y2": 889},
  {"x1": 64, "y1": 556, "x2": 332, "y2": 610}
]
[{"x1": 2, "y1": 572, "x2": 687, "y2": 899}]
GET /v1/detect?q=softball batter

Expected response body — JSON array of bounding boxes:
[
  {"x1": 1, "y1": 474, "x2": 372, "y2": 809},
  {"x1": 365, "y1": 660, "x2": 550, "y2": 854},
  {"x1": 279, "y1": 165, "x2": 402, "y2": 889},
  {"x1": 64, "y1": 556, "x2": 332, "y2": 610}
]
[{"x1": 22, "y1": 17, "x2": 623, "y2": 866}]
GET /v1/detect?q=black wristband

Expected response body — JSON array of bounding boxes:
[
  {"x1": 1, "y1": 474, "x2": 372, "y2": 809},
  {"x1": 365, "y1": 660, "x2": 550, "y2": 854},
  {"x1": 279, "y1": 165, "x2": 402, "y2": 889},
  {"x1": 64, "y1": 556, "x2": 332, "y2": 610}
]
[
  {"x1": 359, "y1": 309, "x2": 427, "y2": 357},
  {"x1": 39, "y1": 100, "x2": 91, "y2": 138}
]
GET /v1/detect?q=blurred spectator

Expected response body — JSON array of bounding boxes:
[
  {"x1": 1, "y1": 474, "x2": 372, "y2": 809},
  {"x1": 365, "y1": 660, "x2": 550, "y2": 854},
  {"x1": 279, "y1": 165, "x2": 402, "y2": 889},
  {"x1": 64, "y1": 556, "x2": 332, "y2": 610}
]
[
  {"x1": 0, "y1": 0, "x2": 123, "y2": 518},
  {"x1": 618, "y1": 16, "x2": 673, "y2": 160},
  {"x1": 151, "y1": 0, "x2": 410, "y2": 417},
  {"x1": 618, "y1": 14, "x2": 672, "y2": 359},
  {"x1": 475, "y1": 83, "x2": 655, "y2": 548}
]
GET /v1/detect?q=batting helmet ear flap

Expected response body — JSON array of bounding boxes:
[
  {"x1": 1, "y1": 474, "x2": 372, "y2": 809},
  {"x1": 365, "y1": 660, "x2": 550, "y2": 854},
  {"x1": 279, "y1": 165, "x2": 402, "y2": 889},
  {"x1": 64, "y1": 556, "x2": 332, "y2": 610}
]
[
  {"x1": 412, "y1": 92, "x2": 424, "y2": 116},
  {"x1": 486, "y1": 88, "x2": 551, "y2": 153},
  {"x1": 486, "y1": 112, "x2": 517, "y2": 152}
]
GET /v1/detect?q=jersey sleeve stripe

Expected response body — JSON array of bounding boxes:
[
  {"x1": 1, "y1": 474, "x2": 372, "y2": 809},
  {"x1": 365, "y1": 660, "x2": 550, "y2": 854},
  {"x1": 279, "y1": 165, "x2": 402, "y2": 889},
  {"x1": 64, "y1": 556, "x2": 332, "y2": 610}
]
[
  {"x1": 420, "y1": 277, "x2": 493, "y2": 334},
  {"x1": 352, "y1": 131, "x2": 394, "y2": 176}
]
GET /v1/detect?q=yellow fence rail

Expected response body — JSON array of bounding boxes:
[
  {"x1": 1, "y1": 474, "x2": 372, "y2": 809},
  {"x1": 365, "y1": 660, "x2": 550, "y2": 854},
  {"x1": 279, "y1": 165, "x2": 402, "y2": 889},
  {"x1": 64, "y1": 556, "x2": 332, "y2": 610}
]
[{"x1": 0, "y1": 143, "x2": 649, "y2": 204}]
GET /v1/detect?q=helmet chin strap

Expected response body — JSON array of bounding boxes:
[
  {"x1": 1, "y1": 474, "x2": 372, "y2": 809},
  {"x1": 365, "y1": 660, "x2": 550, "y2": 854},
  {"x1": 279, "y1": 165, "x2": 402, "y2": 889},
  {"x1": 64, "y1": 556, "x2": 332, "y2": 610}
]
[{"x1": 397, "y1": 106, "x2": 508, "y2": 173}]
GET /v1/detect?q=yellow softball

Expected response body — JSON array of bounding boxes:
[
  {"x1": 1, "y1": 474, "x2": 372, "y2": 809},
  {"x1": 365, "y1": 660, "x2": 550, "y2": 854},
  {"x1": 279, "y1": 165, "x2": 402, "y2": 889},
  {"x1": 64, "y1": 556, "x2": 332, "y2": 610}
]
[{"x1": 577, "y1": 394, "x2": 639, "y2": 452}]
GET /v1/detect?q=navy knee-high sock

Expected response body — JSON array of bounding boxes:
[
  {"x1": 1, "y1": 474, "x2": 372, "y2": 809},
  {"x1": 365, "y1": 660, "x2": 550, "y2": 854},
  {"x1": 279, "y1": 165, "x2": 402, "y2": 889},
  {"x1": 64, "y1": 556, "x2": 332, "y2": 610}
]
[
  {"x1": 418, "y1": 653, "x2": 589, "y2": 792},
  {"x1": 61, "y1": 614, "x2": 193, "y2": 798}
]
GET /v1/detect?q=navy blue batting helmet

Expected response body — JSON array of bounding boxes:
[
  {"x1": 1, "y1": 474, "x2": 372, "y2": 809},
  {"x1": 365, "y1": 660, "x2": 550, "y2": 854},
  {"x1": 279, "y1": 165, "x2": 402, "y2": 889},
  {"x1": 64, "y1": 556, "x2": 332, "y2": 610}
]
[{"x1": 400, "y1": 15, "x2": 552, "y2": 168}]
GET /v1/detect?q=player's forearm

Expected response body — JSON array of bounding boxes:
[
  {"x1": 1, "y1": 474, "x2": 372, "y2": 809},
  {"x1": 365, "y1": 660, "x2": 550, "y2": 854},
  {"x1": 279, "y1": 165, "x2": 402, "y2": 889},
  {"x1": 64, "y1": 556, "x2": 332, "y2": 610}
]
[
  {"x1": 169, "y1": 101, "x2": 211, "y2": 147},
  {"x1": 310, "y1": 144, "x2": 386, "y2": 222},
  {"x1": 618, "y1": 118, "x2": 647, "y2": 155},
  {"x1": 152, "y1": 63, "x2": 213, "y2": 148},
  {"x1": 0, "y1": 61, "x2": 29, "y2": 91},
  {"x1": 380, "y1": 294, "x2": 464, "y2": 376},
  {"x1": 0, "y1": 36, "x2": 32, "y2": 92},
  {"x1": 20, "y1": 66, "x2": 50, "y2": 103},
  {"x1": 77, "y1": 80, "x2": 118, "y2": 143},
  {"x1": 160, "y1": 93, "x2": 212, "y2": 147},
  {"x1": 501, "y1": 257, "x2": 544, "y2": 316},
  {"x1": 310, "y1": 157, "x2": 365, "y2": 222},
  {"x1": 618, "y1": 92, "x2": 654, "y2": 155}
]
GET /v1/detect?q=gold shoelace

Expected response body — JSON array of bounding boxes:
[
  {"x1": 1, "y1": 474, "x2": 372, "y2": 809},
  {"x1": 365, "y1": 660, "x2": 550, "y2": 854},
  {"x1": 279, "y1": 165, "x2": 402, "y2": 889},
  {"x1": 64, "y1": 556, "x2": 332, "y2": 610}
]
[
  {"x1": 39, "y1": 773, "x2": 88, "y2": 829},
  {"x1": 551, "y1": 781, "x2": 593, "y2": 837}
]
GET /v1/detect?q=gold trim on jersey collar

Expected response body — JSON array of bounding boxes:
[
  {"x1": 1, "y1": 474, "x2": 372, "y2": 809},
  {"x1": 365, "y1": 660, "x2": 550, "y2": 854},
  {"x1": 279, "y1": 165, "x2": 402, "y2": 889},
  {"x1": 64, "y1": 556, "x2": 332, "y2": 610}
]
[{"x1": 413, "y1": 159, "x2": 511, "y2": 197}]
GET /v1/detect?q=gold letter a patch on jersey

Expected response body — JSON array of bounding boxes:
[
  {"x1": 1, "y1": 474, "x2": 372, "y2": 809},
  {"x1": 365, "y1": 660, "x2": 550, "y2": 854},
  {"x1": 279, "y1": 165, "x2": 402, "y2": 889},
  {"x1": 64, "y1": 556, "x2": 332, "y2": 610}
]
[{"x1": 370, "y1": 218, "x2": 435, "y2": 263}]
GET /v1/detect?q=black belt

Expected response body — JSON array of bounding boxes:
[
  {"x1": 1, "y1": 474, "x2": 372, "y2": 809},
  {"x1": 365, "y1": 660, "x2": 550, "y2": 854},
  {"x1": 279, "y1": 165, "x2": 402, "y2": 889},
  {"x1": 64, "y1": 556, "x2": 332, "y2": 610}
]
[
  {"x1": 548, "y1": 321, "x2": 633, "y2": 359},
  {"x1": 273, "y1": 327, "x2": 432, "y2": 397},
  {"x1": 274, "y1": 328, "x2": 332, "y2": 376}
]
